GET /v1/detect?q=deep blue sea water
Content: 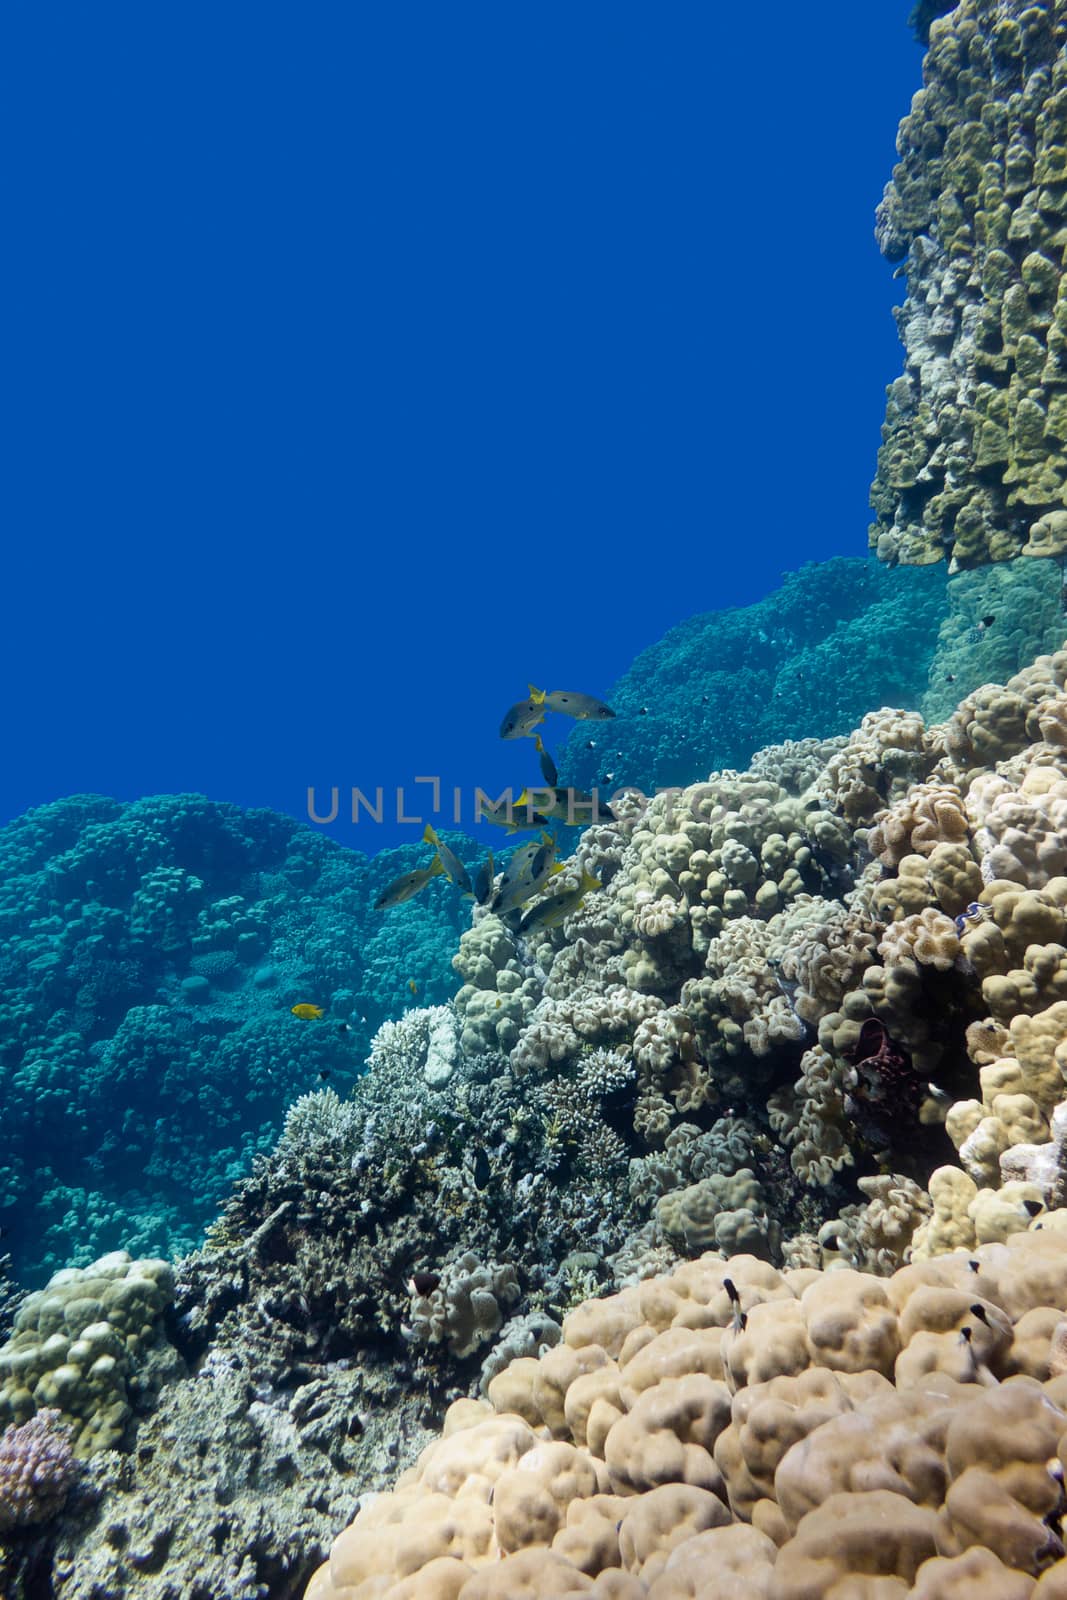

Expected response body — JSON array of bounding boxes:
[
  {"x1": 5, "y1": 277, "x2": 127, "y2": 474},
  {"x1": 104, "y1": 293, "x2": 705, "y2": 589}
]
[{"x1": 2, "y1": 2, "x2": 923, "y2": 854}]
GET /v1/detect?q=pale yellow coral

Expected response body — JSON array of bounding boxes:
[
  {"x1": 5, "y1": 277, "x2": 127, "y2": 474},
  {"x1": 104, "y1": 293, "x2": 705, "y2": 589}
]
[{"x1": 303, "y1": 1232, "x2": 1067, "y2": 1600}]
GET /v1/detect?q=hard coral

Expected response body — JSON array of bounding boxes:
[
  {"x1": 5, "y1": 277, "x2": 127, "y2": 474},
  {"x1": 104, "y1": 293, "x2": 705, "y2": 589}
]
[
  {"x1": 303, "y1": 1230, "x2": 1067, "y2": 1599},
  {"x1": 0, "y1": 1408, "x2": 76, "y2": 1532}
]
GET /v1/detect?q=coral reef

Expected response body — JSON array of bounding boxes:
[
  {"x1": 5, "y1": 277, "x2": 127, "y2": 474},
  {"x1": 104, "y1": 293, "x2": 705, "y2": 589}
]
[
  {"x1": 871, "y1": 0, "x2": 1067, "y2": 568},
  {"x1": 21, "y1": 7, "x2": 1067, "y2": 1596},
  {"x1": 561, "y1": 557, "x2": 950, "y2": 795},
  {"x1": 910, "y1": 0, "x2": 961, "y2": 45},
  {"x1": 17, "y1": 646, "x2": 1067, "y2": 1592},
  {"x1": 560, "y1": 554, "x2": 1067, "y2": 800},
  {"x1": 0, "y1": 1252, "x2": 176, "y2": 1455},
  {"x1": 0, "y1": 1410, "x2": 76, "y2": 1533},
  {"x1": 0, "y1": 794, "x2": 478, "y2": 1283},
  {"x1": 304, "y1": 1228, "x2": 1067, "y2": 1598},
  {"x1": 921, "y1": 558, "x2": 1067, "y2": 721}
]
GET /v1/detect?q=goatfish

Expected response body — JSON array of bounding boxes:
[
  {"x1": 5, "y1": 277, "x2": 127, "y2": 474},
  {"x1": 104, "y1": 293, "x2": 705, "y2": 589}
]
[
  {"x1": 534, "y1": 734, "x2": 558, "y2": 788},
  {"x1": 534, "y1": 687, "x2": 615, "y2": 722},
  {"x1": 291, "y1": 1003, "x2": 325, "y2": 1021},
  {"x1": 423, "y1": 824, "x2": 473, "y2": 898},
  {"x1": 518, "y1": 870, "x2": 602, "y2": 933},
  {"x1": 473, "y1": 848, "x2": 496, "y2": 906},
  {"x1": 500, "y1": 686, "x2": 547, "y2": 740},
  {"x1": 374, "y1": 856, "x2": 444, "y2": 910},
  {"x1": 493, "y1": 835, "x2": 564, "y2": 916}
]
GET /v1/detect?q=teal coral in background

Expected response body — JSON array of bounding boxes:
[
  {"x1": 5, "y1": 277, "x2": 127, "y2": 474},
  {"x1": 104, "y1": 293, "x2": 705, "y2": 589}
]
[
  {"x1": 559, "y1": 559, "x2": 947, "y2": 792},
  {"x1": 560, "y1": 556, "x2": 1065, "y2": 796},
  {"x1": 0, "y1": 794, "x2": 478, "y2": 1285},
  {"x1": 920, "y1": 558, "x2": 1066, "y2": 723}
]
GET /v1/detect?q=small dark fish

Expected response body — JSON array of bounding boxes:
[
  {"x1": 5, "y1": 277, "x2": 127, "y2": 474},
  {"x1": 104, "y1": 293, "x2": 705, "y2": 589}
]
[
  {"x1": 946, "y1": 673, "x2": 957, "y2": 683},
  {"x1": 408, "y1": 1271, "x2": 440, "y2": 1297},
  {"x1": 723, "y1": 1277, "x2": 740, "y2": 1306},
  {"x1": 585, "y1": 740, "x2": 596, "y2": 750},
  {"x1": 978, "y1": 614, "x2": 995, "y2": 630},
  {"x1": 969, "y1": 1303, "x2": 988, "y2": 1322},
  {"x1": 959, "y1": 1325, "x2": 973, "y2": 1345},
  {"x1": 968, "y1": 1260, "x2": 980, "y2": 1272},
  {"x1": 473, "y1": 849, "x2": 496, "y2": 906},
  {"x1": 701, "y1": 695, "x2": 709, "y2": 704},
  {"x1": 318, "y1": 1069, "x2": 331, "y2": 1081},
  {"x1": 638, "y1": 707, "x2": 648, "y2": 716},
  {"x1": 472, "y1": 1148, "x2": 491, "y2": 1189},
  {"x1": 534, "y1": 735, "x2": 558, "y2": 788},
  {"x1": 337, "y1": 1022, "x2": 351, "y2": 1034},
  {"x1": 1024, "y1": 1198, "x2": 1043, "y2": 1216},
  {"x1": 822, "y1": 1236, "x2": 840, "y2": 1252}
]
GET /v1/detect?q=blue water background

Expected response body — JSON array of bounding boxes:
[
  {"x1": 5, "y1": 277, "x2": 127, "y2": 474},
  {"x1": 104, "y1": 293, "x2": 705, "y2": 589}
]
[{"x1": 2, "y1": 3, "x2": 922, "y2": 852}]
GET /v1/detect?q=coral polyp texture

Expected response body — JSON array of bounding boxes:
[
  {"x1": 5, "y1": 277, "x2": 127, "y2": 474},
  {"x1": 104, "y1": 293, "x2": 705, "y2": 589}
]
[
  {"x1": 871, "y1": 0, "x2": 1067, "y2": 569},
  {"x1": 0, "y1": 1251, "x2": 175, "y2": 1456},
  {"x1": 304, "y1": 1229, "x2": 1067, "y2": 1599},
  {"x1": 0, "y1": 1409, "x2": 76, "y2": 1534}
]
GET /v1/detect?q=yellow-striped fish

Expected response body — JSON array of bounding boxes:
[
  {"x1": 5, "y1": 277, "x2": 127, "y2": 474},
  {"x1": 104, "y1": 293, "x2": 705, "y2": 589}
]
[
  {"x1": 374, "y1": 857, "x2": 444, "y2": 911},
  {"x1": 423, "y1": 824, "x2": 473, "y2": 897}
]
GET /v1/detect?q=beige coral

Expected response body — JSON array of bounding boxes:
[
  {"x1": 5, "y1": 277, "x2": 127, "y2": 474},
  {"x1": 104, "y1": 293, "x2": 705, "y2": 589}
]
[{"x1": 304, "y1": 1230, "x2": 1067, "y2": 1600}]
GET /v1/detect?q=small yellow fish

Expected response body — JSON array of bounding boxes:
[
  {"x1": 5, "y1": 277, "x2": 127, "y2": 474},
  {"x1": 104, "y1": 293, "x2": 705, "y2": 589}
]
[
  {"x1": 374, "y1": 856, "x2": 445, "y2": 910},
  {"x1": 518, "y1": 870, "x2": 602, "y2": 933},
  {"x1": 291, "y1": 1003, "x2": 325, "y2": 1021},
  {"x1": 408, "y1": 979, "x2": 419, "y2": 996}
]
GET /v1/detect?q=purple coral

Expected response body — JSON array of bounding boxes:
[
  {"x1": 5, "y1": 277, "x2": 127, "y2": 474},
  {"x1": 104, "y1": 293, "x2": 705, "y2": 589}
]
[
  {"x1": 0, "y1": 1409, "x2": 76, "y2": 1533},
  {"x1": 842, "y1": 1018, "x2": 922, "y2": 1151}
]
